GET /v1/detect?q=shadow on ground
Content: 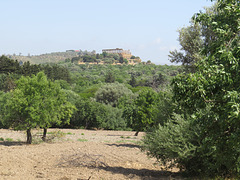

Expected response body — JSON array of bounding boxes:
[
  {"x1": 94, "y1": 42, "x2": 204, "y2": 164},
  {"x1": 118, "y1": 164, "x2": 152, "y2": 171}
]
[
  {"x1": 0, "y1": 141, "x2": 26, "y2": 146},
  {"x1": 106, "y1": 143, "x2": 141, "y2": 149},
  {"x1": 96, "y1": 166, "x2": 182, "y2": 180}
]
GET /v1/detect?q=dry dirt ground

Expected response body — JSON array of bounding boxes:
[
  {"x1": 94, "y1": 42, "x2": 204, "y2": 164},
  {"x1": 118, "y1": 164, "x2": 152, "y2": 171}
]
[{"x1": 0, "y1": 129, "x2": 181, "y2": 180}]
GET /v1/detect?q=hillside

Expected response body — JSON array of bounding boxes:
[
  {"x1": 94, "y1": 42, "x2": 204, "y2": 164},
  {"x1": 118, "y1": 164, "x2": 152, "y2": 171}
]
[
  {"x1": 7, "y1": 51, "x2": 80, "y2": 64},
  {"x1": 6, "y1": 49, "x2": 143, "y2": 65}
]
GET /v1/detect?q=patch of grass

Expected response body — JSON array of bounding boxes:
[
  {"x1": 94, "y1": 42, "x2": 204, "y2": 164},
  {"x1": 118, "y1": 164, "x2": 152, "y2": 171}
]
[
  {"x1": 32, "y1": 138, "x2": 44, "y2": 144},
  {"x1": 120, "y1": 136, "x2": 131, "y2": 139},
  {"x1": 66, "y1": 132, "x2": 75, "y2": 135},
  {"x1": 104, "y1": 140, "x2": 111, "y2": 143},
  {"x1": 81, "y1": 133, "x2": 85, "y2": 135},
  {"x1": 48, "y1": 130, "x2": 66, "y2": 140},
  {"x1": 5, "y1": 138, "x2": 13, "y2": 142},
  {"x1": 47, "y1": 132, "x2": 54, "y2": 134},
  {"x1": 0, "y1": 137, "x2": 4, "y2": 141},
  {"x1": 77, "y1": 138, "x2": 88, "y2": 142}
]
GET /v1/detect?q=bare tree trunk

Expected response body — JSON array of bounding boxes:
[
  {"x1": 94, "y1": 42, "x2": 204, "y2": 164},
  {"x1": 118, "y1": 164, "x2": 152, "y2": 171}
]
[
  {"x1": 42, "y1": 128, "x2": 47, "y2": 141},
  {"x1": 85, "y1": 120, "x2": 88, "y2": 129},
  {"x1": 135, "y1": 131, "x2": 139, "y2": 136},
  {"x1": 27, "y1": 128, "x2": 32, "y2": 144}
]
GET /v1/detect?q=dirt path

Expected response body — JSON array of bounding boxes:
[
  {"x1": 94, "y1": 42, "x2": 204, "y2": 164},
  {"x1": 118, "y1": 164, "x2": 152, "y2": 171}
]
[{"x1": 0, "y1": 129, "x2": 180, "y2": 180}]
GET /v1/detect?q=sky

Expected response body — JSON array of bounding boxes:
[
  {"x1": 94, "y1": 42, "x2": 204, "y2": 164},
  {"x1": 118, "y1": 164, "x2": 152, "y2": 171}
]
[{"x1": 0, "y1": 0, "x2": 214, "y2": 65}]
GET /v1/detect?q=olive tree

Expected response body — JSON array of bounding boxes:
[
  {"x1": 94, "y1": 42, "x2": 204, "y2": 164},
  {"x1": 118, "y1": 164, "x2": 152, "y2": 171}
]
[{"x1": 95, "y1": 83, "x2": 133, "y2": 107}]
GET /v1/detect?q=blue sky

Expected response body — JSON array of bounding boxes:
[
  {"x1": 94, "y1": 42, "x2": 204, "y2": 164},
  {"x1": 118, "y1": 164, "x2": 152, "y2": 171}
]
[{"x1": 0, "y1": 0, "x2": 214, "y2": 64}]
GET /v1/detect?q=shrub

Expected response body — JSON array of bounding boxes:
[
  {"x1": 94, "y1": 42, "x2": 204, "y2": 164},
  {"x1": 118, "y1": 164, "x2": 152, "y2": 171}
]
[
  {"x1": 72, "y1": 98, "x2": 126, "y2": 130},
  {"x1": 95, "y1": 83, "x2": 133, "y2": 107},
  {"x1": 142, "y1": 113, "x2": 199, "y2": 171}
]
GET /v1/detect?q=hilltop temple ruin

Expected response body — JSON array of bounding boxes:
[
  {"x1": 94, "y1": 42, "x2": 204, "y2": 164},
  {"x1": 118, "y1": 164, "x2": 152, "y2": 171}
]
[{"x1": 102, "y1": 48, "x2": 141, "y2": 64}]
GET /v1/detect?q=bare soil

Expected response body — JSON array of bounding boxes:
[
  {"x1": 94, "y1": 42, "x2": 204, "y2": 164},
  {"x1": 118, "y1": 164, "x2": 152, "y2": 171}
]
[{"x1": 0, "y1": 128, "x2": 180, "y2": 180}]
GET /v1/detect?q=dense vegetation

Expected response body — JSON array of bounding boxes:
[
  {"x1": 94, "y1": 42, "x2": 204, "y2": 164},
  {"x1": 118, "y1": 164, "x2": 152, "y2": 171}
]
[
  {"x1": 142, "y1": 0, "x2": 240, "y2": 178},
  {"x1": 0, "y1": 54, "x2": 181, "y2": 142},
  {"x1": 0, "y1": 0, "x2": 239, "y2": 178},
  {"x1": 6, "y1": 49, "x2": 141, "y2": 65}
]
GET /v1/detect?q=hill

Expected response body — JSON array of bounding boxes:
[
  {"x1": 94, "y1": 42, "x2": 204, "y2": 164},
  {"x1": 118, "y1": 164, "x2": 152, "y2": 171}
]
[
  {"x1": 5, "y1": 49, "x2": 142, "y2": 65},
  {"x1": 6, "y1": 51, "x2": 80, "y2": 64}
]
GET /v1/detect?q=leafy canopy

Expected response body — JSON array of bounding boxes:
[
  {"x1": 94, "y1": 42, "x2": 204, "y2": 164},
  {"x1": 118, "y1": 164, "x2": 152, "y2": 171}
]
[
  {"x1": 171, "y1": 0, "x2": 240, "y2": 176},
  {"x1": 144, "y1": 0, "x2": 240, "y2": 177},
  {"x1": 1, "y1": 72, "x2": 75, "y2": 143}
]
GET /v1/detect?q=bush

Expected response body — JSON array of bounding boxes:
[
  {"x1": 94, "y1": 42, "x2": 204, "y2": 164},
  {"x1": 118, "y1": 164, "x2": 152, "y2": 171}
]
[
  {"x1": 72, "y1": 98, "x2": 126, "y2": 130},
  {"x1": 99, "y1": 104, "x2": 126, "y2": 130},
  {"x1": 95, "y1": 83, "x2": 133, "y2": 107},
  {"x1": 143, "y1": 104, "x2": 240, "y2": 178},
  {"x1": 142, "y1": 113, "x2": 200, "y2": 172}
]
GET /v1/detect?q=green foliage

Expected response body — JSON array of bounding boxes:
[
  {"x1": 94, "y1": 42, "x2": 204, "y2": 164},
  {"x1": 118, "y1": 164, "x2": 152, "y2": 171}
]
[
  {"x1": 132, "y1": 88, "x2": 158, "y2": 132},
  {"x1": 154, "y1": 89, "x2": 175, "y2": 126},
  {"x1": 83, "y1": 54, "x2": 96, "y2": 62},
  {"x1": 169, "y1": 21, "x2": 203, "y2": 72},
  {"x1": 72, "y1": 98, "x2": 126, "y2": 130},
  {"x1": 0, "y1": 55, "x2": 21, "y2": 74},
  {"x1": 5, "y1": 138, "x2": 13, "y2": 142},
  {"x1": 42, "y1": 64, "x2": 71, "y2": 83},
  {"x1": 120, "y1": 88, "x2": 158, "y2": 134},
  {"x1": 144, "y1": 0, "x2": 240, "y2": 177},
  {"x1": 95, "y1": 83, "x2": 133, "y2": 107},
  {"x1": 99, "y1": 104, "x2": 126, "y2": 130},
  {"x1": 129, "y1": 74, "x2": 137, "y2": 87},
  {"x1": 1, "y1": 72, "x2": 75, "y2": 144},
  {"x1": 105, "y1": 71, "x2": 115, "y2": 83},
  {"x1": 0, "y1": 56, "x2": 71, "y2": 85},
  {"x1": 142, "y1": 113, "x2": 199, "y2": 171},
  {"x1": 168, "y1": 3, "x2": 220, "y2": 72}
]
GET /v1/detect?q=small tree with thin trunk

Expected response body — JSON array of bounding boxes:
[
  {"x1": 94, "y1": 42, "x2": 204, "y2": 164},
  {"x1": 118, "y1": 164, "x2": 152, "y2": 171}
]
[
  {"x1": 2, "y1": 72, "x2": 75, "y2": 144},
  {"x1": 132, "y1": 88, "x2": 158, "y2": 136}
]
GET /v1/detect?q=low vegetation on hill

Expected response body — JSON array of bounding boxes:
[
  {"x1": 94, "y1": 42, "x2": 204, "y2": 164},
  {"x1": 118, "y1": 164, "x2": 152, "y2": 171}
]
[{"x1": 6, "y1": 49, "x2": 142, "y2": 65}]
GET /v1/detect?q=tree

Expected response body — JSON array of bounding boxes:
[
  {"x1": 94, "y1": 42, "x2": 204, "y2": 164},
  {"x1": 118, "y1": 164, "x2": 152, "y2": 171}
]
[
  {"x1": 83, "y1": 55, "x2": 96, "y2": 62},
  {"x1": 72, "y1": 98, "x2": 126, "y2": 130},
  {"x1": 105, "y1": 71, "x2": 115, "y2": 83},
  {"x1": 168, "y1": 21, "x2": 203, "y2": 72},
  {"x1": 2, "y1": 72, "x2": 75, "y2": 144},
  {"x1": 133, "y1": 88, "x2": 158, "y2": 135},
  {"x1": 129, "y1": 74, "x2": 137, "y2": 87},
  {"x1": 119, "y1": 57, "x2": 124, "y2": 64},
  {"x1": 148, "y1": 73, "x2": 166, "y2": 90},
  {"x1": 123, "y1": 58, "x2": 128, "y2": 64},
  {"x1": 0, "y1": 55, "x2": 21, "y2": 74},
  {"x1": 102, "y1": 51, "x2": 107, "y2": 58},
  {"x1": 168, "y1": 3, "x2": 219, "y2": 72},
  {"x1": 95, "y1": 83, "x2": 133, "y2": 107},
  {"x1": 131, "y1": 55, "x2": 136, "y2": 59},
  {"x1": 120, "y1": 88, "x2": 158, "y2": 136},
  {"x1": 169, "y1": 0, "x2": 240, "y2": 176}
]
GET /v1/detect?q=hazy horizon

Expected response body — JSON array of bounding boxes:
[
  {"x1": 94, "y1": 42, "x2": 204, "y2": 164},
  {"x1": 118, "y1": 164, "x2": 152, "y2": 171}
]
[{"x1": 1, "y1": 0, "x2": 214, "y2": 65}]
